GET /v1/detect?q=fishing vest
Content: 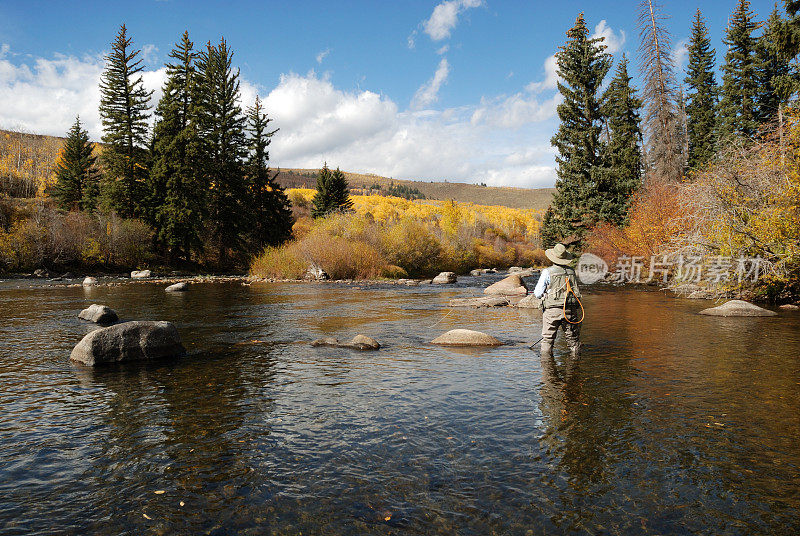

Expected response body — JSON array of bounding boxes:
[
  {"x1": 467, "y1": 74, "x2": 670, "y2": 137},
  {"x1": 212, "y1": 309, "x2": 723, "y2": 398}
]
[{"x1": 543, "y1": 265, "x2": 582, "y2": 309}]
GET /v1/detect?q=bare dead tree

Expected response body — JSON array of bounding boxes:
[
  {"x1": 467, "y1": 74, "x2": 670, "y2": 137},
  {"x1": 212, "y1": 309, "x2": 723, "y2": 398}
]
[{"x1": 638, "y1": 0, "x2": 686, "y2": 183}]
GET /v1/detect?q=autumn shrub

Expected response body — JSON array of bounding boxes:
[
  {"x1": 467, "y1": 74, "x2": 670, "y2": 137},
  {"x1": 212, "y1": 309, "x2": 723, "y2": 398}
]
[
  {"x1": 380, "y1": 218, "x2": 445, "y2": 276},
  {"x1": 250, "y1": 243, "x2": 307, "y2": 279},
  {"x1": 298, "y1": 230, "x2": 386, "y2": 279}
]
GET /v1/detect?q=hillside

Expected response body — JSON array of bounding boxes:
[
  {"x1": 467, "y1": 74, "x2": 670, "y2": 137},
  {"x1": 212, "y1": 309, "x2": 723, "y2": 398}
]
[
  {"x1": 1, "y1": 129, "x2": 554, "y2": 210},
  {"x1": 276, "y1": 168, "x2": 554, "y2": 211}
]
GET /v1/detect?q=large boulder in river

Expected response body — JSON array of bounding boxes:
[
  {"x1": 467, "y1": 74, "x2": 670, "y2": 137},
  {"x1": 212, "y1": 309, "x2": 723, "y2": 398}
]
[
  {"x1": 431, "y1": 329, "x2": 502, "y2": 346},
  {"x1": 131, "y1": 270, "x2": 151, "y2": 279},
  {"x1": 432, "y1": 272, "x2": 457, "y2": 284},
  {"x1": 70, "y1": 321, "x2": 186, "y2": 366},
  {"x1": 165, "y1": 281, "x2": 188, "y2": 292},
  {"x1": 78, "y1": 304, "x2": 118, "y2": 324},
  {"x1": 698, "y1": 300, "x2": 777, "y2": 317},
  {"x1": 484, "y1": 274, "x2": 528, "y2": 296},
  {"x1": 513, "y1": 294, "x2": 542, "y2": 309},
  {"x1": 82, "y1": 276, "x2": 98, "y2": 287}
]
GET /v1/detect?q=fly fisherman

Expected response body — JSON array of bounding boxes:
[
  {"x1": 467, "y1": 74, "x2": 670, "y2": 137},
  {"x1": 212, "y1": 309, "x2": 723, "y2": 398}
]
[{"x1": 533, "y1": 243, "x2": 583, "y2": 356}]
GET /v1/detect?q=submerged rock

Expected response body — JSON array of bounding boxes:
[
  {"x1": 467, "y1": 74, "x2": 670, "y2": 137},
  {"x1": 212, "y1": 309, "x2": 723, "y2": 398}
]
[
  {"x1": 310, "y1": 334, "x2": 381, "y2": 351},
  {"x1": 131, "y1": 270, "x2": 151, "y2": 279},
  {"x1": 82, "y1": 276, "x2": 98, "y2": 287},
  {"x1": 484, "y1": 274, "x2": 528, "y2": 296},
  {"x1": 698, "y1": 300, "x2": 777, "y2": 317},
  {"x1": 431, "y1": 329, "x2": 502, "y2": 346},
  {"x1": 165, "y1": 281, "x2": 188, "y2": 292},
  {"x1": 449, "y1": 296, "x2": 510, "y2": 308},
  {"x1": 70, "y1": 321, "x2": 185, "y2": 366},
  {"x1": 78, "y1": 304, "x2": 118, "y2": 324},
  {"x1": 432, "y1": 272, "x2": 457, "y2": 284}
]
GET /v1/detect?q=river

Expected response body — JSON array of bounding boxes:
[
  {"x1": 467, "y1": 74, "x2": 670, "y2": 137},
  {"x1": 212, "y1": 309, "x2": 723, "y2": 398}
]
[{"x1": 1, "y1": 276, "x2": 799, "y2": 535}]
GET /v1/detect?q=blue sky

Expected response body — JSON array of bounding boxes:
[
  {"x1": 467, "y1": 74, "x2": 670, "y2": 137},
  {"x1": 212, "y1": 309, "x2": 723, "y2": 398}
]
[{"x1": 0, "y1": 0, "x2": 785, "y2": 188}]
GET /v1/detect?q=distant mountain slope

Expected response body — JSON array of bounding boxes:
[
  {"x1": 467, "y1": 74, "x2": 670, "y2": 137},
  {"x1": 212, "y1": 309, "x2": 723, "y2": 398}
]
[
  {"x1": 276, "y1": 168, "x2": 554, "y2": 211},
  {"x1": 1, "y1": 129, "x2": 554, "y2": 210}
]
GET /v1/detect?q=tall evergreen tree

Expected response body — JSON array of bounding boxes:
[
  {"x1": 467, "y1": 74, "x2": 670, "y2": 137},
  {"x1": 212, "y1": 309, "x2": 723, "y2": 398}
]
[
  {"x1": 98, "y1": 24, "x2": 152, "y2": 218},
  {"x1": 755, "y1": 6, "x2": 796, "y2": 125},
  {"x1": 194, "y1": 38, "x2": 248, "y2": 267},
  {"x1": 149, "y1": 31, "x2": 205, "y2": 262},
  {"x1": 53, "y1": 116, "x2": 99, "y2": 211},
  {"x1": 600, "y1": 55, "x2": 643, "y2": 225},
  {"x1": 540, "y1": 13, "x2": 611, "y2": 246},
  {"x1": 638, "y1": 0, "x2": 685, "y2": 182},
  {"x1": 245, "y1": 95, "x2": 293, "y2": 250},
  {"x1": 719, "y1": 0, "x2": 760, "y2": 139},
  {"x1": 685, "y1": 9, "x2": 718, "y2": 168},
  {"x1": 311, "y1": 164, "x2": 352, "y2": 218}
]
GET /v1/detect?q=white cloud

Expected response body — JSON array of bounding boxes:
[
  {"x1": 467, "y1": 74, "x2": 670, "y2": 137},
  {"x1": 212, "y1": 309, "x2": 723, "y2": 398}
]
[
  {"x1": 0, "y1": 49, "x2": 560, "y2": 188},
  {"x1": 672, "y1": 39, "x2": 689, "y2": 72},
  {"x1": 527, "y1": 54, "x2": 558, "y2": 93},
  {"x1": 436, "y1": 44, "x2": 449, "y2": 55},
  {"x1": 411, "y1": 58, "x2": 450, "y2": 110},
  {"x1": 141, "y1": 44, "x2": 159, "y2": 66},
  {"x1": 316, "y1": 48, "x2": 330, "y2": 64},
  {"x1": 407, "y1": 30, "x2": 417, "y2": 49},
  {"x1": 422, "y1": 0, "x2": 483, "y2": 41},
  {"x1": 591, "y1": 20, "x2": 626, "y2": 54}
]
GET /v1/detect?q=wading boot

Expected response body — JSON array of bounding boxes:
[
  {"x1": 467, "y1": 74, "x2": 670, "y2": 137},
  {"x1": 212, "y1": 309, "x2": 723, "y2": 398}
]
[
  {"x1": 569, "y1": 342, "x2": 581, "y2": 358},
  {"x1": 540, "y1": 341, "x2": 553, "y2": 357}
]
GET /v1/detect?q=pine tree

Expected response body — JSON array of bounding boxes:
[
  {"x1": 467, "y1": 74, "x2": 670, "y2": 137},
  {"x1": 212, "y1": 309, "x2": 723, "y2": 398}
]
[
  {"x1": 98, "y1": 24, "x2": 152, "y2": 218},
  {"x1": 311, "y1": 164, "x2": 335, "y2": 218},
  {"x1": 329, "y1": 168, "x2": 354, "y2": 213},
  {"x1": 245, "y1": 95, "x2": 293, "y2": 250},
  {"x1": 194, "y1": 38, "x2": 248, "y2": 267},
  {"x1": 755, "y1": 7, "x2": 796, "y2": 125},
  {"x1": 600, "y1": 55, "x2": 643, "y2": 225},
  {"x1": 719, "y1": 0, "x2": 760, "y2": 139},
  {"x1": 685, "y1": 9, "x2": 718, "y2": 168},
  {"x1": 541, "y1": 13, "x2": 611, "y2": 245},
  {"x1": 149, "y1": 31, "x2": 205, "y2": 262},
  {"x1": 638, "y1": 0, "x2": 685, "y2": 182},
  {"x1": 53, "y1": 116, "x2": 99, "y2": 211}
]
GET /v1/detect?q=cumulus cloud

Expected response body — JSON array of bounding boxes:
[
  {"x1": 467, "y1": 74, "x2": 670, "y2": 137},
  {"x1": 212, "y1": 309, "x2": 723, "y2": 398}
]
[
  {"x1": 0, "y1": 48, "x2": 560, "y2": 188},
  {"x1": 527, "y1": 54, "x2": 558, "y2": 93},
  {"x1": 422, "y1": 0, "x2": 483, "y2": 41},
  {"x1": 411, "y1": 58, "x2": 450, "y2": 110},
  {"x1": 316, "y1": 48, "x2": 330, "y2": 64},
  {"x1": 591, "y1": 20, "x2": 626, "y2": 54}
]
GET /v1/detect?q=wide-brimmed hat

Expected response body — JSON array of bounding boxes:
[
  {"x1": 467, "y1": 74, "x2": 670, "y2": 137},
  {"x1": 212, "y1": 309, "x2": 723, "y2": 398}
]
[{"x1": 545, "y1": 243, "x2": 574, "y2": 266}]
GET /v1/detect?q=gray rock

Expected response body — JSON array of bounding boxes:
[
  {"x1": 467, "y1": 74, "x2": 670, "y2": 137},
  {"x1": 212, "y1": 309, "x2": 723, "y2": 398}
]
[
  {"x1": 82, "y1": 276, "x2": 98, "y2": 287},
  {"x1": 484, "y1": 274, "x2": 528, "y2": 296},
  {"x1": 779, "y1": 304, "x2": 799, "y2": 311},
  {"x1": 397, "y1": 278, "x2": 420, "y2": 286},
  {"x1": 310, "y1": 334, "x2": 381, "y2": 351},
  {"x1": 131, "y1": 270, "x2": 151, "y2": 279},
  {"x1": 698, "y1": 300, "x2": 777, "y2": 317},
  {"x1": 432, "y1": 272, "x2": 457, "y2": 284},
  {"x1": 449, "y1": 296, "x2": 510, "y2": 308},
  {"x1": 305, "y1": 264, "x2": 329, "y2": 280},
  {"x1": 431, "y1": 329, "x2": 502, "y2": 346},
  {"x1": 508, "y1": 266, "x2": 524, "y2": 273},
  {"x1": 78, "y1": 304, "x2": 119, "y2": 324},
  {"x1": 470, "y1": 268, "x2": 495, "y2": 276},
  {"x1": 70, "y1": 321, "x2": 185, "y2": 365},
  {"x1": 513, "y1": 294, "x2": 542, "y2": 309},
  {"x1": 165, "y1": 281, "x2": 188, "y2": 292}
]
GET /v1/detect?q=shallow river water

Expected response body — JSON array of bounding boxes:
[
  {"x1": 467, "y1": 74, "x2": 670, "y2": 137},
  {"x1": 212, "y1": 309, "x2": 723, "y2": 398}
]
[{"x1": 0, "y1": 275, "x2": 799, "y2": 535}]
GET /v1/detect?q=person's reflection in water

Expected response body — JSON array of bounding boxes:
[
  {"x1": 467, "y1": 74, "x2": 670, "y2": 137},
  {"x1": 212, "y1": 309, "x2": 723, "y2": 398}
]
[{"x1": 538, "y1": 351, "x2": 581, "y2": 441}]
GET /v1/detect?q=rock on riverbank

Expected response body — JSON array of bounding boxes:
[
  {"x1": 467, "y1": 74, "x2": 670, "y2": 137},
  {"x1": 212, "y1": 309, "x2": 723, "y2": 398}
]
[
  {"x1": 70, "y1": 321, "x2": 186, "y2": 366},
  {"x1": 311, "y1": 334, "x2": 381, "y2": 350},
  {"x1": 484, "y1": 274, "x2": 528, "y2": 296}
]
